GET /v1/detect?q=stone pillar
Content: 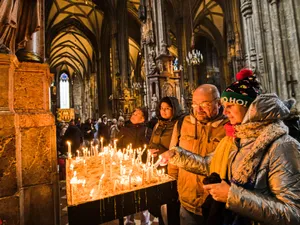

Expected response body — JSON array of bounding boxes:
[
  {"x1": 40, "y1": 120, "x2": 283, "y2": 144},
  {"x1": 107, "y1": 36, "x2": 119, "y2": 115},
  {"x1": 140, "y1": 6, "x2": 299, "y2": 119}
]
[{"x1": 0, "y1": 54, "x2": 58, "y2": 225}]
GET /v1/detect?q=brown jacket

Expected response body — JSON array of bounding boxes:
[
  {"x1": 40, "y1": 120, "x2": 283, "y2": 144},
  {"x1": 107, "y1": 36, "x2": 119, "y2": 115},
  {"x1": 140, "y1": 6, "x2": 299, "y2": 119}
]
[{"x1": 168, "y1": 113, "x2": 227, "y2": 215}]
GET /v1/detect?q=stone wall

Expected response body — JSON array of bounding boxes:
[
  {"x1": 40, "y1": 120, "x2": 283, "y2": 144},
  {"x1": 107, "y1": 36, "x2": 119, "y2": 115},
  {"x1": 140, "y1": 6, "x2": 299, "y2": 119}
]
[
  {"x1": 0, "y1": 54, "x2": 59, "y2": 225},
  {"x1": 240, "y1": 0, "x2": 300, "y2": 108}
]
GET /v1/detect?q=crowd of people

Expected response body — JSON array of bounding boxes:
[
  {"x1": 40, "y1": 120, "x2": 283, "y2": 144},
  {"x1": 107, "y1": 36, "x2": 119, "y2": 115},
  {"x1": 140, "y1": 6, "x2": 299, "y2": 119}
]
[{"x1": 56, "y1": 68, "x2": 300, "y2": 225}]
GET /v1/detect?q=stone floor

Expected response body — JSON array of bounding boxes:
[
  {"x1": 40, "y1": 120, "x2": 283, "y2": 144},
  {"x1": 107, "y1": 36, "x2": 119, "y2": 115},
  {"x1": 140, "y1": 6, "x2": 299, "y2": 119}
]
[{"x1": 59, "y1": 181, "x2": 159, "y2": 225}]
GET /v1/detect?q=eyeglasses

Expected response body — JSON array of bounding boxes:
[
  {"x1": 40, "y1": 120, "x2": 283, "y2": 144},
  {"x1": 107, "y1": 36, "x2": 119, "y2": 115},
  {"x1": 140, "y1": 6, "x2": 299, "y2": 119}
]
[
  {"x1": 191, "y1": 98, "x2": 219, "y2": 109},
  {"x1": 160, "y1": 107, "x2": 172, "y2": 111}
]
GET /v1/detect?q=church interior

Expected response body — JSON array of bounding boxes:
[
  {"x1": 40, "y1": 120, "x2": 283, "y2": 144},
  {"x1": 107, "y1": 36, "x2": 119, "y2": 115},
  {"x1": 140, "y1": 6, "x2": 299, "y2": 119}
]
[{"x1": 0, "y1": 0, "x2": 300, "y2": 224}]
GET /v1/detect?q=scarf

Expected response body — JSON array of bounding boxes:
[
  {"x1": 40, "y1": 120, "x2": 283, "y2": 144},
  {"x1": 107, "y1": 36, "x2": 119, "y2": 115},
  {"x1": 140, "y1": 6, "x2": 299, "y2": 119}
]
[{"x1": 231, "y1": 121, "x2": 287, "y2": 187}]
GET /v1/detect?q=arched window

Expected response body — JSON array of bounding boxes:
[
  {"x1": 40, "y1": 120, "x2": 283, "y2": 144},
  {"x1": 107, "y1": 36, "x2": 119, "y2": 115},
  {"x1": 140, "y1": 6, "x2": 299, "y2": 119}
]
[{"x1": 60, "y1": 73, "x2": 70, "y2": 109}]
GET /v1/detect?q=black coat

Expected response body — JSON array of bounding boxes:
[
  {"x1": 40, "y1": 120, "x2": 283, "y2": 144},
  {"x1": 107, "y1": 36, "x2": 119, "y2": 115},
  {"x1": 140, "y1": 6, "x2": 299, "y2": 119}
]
[
  {"x1": 62, "y1": 125, "x2": 83, "y2": 155},
  {"x1": 117, "y1": 121, "x2": 152, "y2": 149}
]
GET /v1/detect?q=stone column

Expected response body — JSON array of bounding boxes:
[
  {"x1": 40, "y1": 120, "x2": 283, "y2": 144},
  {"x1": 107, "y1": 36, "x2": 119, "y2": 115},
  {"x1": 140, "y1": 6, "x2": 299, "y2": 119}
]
[
  {"x1": 0, "y1": 54, "x2": 58, "y2": 225},
  {"x1": 268, "y1": 0, "x2": 288, "y2": 98},
  {"x1": 241, "y1": 0, "x2": 257, "y2": 69},
  {"x1": 117, "y1": 0, "x2": 129, "y2": 86}
]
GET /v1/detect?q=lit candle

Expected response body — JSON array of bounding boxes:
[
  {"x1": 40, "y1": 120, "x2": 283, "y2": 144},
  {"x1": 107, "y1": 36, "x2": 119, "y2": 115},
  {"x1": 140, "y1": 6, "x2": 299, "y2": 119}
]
[
  {"x1": 67, "y1": 141, "x2": 71, "y2": 158},
  {"x1": 110, "y1": 161, "x2": 113, "y2": 180},
  {"x1": 76, "y1": 150, "x2": 80, "y2": 158},
  {"x1": 88, "y1": 151, "x2": 90, "y2": 157},
  {"x1": 98, "y1": 173, "x2": 105, "y2": 191},
  {"x1": 114, "y1": 139, "x2": 118, "y2": 151},
  {"x1": 89, "y1": 188, "x2": 95, "y2": 199},
  {"x1": 100, "y1": 137, "x2": 103, "y2": 152},
  {"x1": 120, "y1": 160, "x2": 123, "y2": 176},
  {"x1": 95, "y1": 145, "x2": 99, "y2": 155},
  {"x1": 91, "y1": 145, "x2": 94, "y2": 156},
  {"x1": 113, "y1": 180, "x2": 118, "y2": 192},
  {"x1": 147, "y1": 166, "x2": 150, "y2": 182},
  {"x1": 151, "y1": 155, "x2": 154, "y2": 166},
  {"x1": 83, "y1": 160, "x2": 87, "y2": 175},
  {"x1": 121, "y1": 178, "x2": 124, "y2": 190},
  {"x1": 70, "y1": 163, "x2": 74, "y2": 171},
  {"x1": 142, "y1": 168, "x2": 145, "y2": 185},
  {"x1": 69, "y1": 171, "x2": 78, "y2": 205},
  {"x1": 128, "y1": 169, "x2": 132, "y2": 189},
  {"x1": 103, "y1": 154, "x2": 106, "y2": 174}
]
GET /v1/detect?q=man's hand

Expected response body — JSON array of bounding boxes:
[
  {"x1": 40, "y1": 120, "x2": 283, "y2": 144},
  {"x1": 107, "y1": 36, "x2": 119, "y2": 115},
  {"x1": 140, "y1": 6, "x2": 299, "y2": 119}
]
[
  {"x1": 149, "y1": 149, "x2": 159, "y2": 157},
  {"x1": 160, "y1": 149, "x2": 176, "y2": 165},
  {"x1": 203, "y1": 180, "x2": 230, "y2": 203}
]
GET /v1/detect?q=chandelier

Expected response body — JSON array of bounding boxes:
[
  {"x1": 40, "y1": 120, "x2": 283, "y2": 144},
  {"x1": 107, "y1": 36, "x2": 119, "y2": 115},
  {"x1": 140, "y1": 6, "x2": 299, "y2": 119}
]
[
  {"x1": 186, "y1": 49, "x2": 203, "y2": 66},
  {"x1": 186, "y1": 0, "x2": 203, "y2": 66}
]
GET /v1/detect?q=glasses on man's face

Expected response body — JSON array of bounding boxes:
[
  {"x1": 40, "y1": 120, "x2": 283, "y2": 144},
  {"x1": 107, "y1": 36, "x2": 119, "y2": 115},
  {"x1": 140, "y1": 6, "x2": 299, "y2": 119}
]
[
  {"x1": 191, "y1": 98, "x2": 219, "y2": 109},
  {"x1": 160, "y1": 107, "x2": 172, "y2": 111}
]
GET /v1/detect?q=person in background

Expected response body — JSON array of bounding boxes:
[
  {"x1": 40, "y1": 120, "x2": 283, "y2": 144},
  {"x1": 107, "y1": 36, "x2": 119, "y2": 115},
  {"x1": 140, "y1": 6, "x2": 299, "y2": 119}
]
[
  {"x1": 62, "y1": 119, "x2": 83, "y2": 156},
  {"x1": 97, "y1": 114, "x2": 110, "y2": 145},
  {"x1": 117, "y1": 107, "x2": 152, "y2": 225},
  {"x1": 148, "y1": 96, "x2": 186, "y2": 225},
  {"x1": 168, "y1": 84, "x2": 228, "y2": 225},
  {"x1": 109, "y1": 118, "x2": 119, "y2": 144},
  {"x1": 117, "y1": 107, "x2": 152, "y2": 149},
  {"x1": 162, "y1": 69, "x2": 300, "y2": 225},
  {"x1": 81, "y1": 118, "x2": 95, "y2": 147}
]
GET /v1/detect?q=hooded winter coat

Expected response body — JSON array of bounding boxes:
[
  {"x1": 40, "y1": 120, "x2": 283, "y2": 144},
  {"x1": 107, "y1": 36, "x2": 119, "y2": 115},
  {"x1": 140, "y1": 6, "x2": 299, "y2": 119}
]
[
  {"x1": 169, "y1": 94, "x2": 300, "y2": 225},
  {"x1": 148, "y1": 96, "x2": 186, "y2": 157}
]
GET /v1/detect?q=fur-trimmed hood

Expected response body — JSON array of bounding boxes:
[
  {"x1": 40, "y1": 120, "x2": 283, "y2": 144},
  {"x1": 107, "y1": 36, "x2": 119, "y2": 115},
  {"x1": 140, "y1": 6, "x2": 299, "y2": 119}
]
[{"x1": 242, "y1": 93, "x2": 290, "y2": 124}]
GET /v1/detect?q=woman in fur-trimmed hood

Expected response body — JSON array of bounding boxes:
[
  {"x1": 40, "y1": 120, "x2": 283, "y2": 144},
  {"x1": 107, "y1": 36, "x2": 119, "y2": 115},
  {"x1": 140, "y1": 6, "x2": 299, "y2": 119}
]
[{"x1": 163, "y1": 69, "x2": 300, "y2": 225}]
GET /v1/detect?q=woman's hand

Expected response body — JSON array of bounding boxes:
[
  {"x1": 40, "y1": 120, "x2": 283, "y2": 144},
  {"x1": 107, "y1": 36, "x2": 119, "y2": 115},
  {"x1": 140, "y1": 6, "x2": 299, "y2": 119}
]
[
  {"x1": 149, "y1": 149, "x2": 159, "y2": 157},
  {"x1": 203, "y1": 180, "x2": 230, "y2": 203}
]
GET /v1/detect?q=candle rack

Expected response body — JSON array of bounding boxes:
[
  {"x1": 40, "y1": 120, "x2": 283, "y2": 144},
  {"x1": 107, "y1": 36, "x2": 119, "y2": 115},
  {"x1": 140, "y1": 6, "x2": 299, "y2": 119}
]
[{"x1": 66, "y1": 145, "x2": 178, "y2": 224}]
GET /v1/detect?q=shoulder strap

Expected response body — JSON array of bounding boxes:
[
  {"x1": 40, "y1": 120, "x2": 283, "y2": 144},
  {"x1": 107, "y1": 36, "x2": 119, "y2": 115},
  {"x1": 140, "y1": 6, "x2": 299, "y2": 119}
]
[{"x1": 176, "y1": 116, "x2": 185, "y2": 146}]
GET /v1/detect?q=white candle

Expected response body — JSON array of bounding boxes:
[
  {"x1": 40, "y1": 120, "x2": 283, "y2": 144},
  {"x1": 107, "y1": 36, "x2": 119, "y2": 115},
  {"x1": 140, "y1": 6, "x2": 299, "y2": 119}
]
[
  {"x1": 151, "y1": 155, "x2": 154, "y2": 166},
  {"x1": 83, "y1": 160, "x2": 87, "y2": 175},
  {"x1": 70, "y1": 163, "x2": 74, "y2": 171},
  {"x1": 67, "y1": 141, "x2": 71, "y2": 158},
  {"x1": 89, "y1": 188, "x2": 94, "y2": 199},
  {"x1": 110, "y1": 161, "x2": 113, "y2": 180},
  {"x1": 100, "y1": 137, "x2": 103, "y2": 152},
  {"x1": 120, "y1": 160, "x2": 123, "y2": 176},
  {"x1": 142, "y1": 169, "x2": 145, "y2": 185},
  {"x1": 76, "y1": 150, "x2": 80, "y2": 158},
  {"x1": 114, "y1": 139, "x2": 117, "y2": 151},
  {"x1": 98, "y1": 173, "x2": 105, "y2": 191},
  {"x1": 113, "y1": 180, "x2": 117, "y2": 192},
  {"x1": 147, "y1": 166, "x2": 150, "y2": 182},
  {"x1": 128, "y1": 169, "x2": 132, "y2": 189},
  {"x1": 95, "y1": 145, "x2": 99, "y2": 155},
  {"x1": 103, "y1": 154, "x2": 106, "y2": 174}
]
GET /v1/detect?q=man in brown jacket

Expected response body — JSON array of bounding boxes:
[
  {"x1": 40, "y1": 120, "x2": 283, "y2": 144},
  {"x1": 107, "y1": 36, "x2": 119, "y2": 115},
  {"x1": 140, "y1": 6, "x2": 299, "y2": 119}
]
[{"x1": 168, "y1": 84, "x2": 228, "y2": 225}]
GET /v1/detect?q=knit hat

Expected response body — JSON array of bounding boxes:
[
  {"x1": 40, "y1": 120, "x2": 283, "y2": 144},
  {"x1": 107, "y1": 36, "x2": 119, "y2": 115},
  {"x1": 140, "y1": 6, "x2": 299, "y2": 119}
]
[{"x1": 221, "y1": 69, "x2": 261, "y2": 107}]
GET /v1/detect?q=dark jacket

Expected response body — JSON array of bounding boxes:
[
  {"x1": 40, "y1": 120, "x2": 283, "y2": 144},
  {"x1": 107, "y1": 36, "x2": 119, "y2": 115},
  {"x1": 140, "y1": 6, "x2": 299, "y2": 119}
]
[
  {"x1": 97, "y1": 122, "x2": 110, "y2": 145},
  {"x1": 62, "y1": 125, "x2": 83, "y2": 155},
  {"x1": 117, "y1": 121, "x2": 152, "y2": 149},
  {"x1": 148, "y1": 96, "x2": 186, "y2": 157},
  {"x1": 81, "y1": 121, "x2": 95, "y2": 141}
]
